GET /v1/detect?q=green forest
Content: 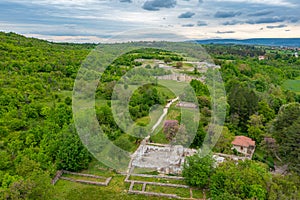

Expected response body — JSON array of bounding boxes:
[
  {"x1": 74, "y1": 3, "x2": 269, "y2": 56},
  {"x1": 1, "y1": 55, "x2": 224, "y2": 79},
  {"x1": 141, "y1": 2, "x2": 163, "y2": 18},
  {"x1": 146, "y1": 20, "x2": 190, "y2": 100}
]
[{"x1": 0, "y1": 32, "x2": 299, "y2": 199}]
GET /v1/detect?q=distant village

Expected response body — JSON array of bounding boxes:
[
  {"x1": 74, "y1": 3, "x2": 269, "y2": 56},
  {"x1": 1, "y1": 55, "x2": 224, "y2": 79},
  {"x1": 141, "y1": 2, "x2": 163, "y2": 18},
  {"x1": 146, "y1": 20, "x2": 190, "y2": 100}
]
[{"x1": 258, "y1": 46, "x2": 299, "y2": 60}]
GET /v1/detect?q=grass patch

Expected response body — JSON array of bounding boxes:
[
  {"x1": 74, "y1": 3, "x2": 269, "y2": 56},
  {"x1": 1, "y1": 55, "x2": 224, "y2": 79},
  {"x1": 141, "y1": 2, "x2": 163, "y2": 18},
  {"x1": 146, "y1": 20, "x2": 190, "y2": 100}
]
[
  {"x1": 53, "y1": 175, "x2": 170, "y2": 200},
  {"x1": 129, "y1": 176, "x2": 186, "y2": 185},
  {"x1": 133, "y1": 183, "x2": 143, "y2": 191},
  {"x1": 283, "y1": 79, "x2": 300, "y2": 94},
  {"x1": 80, "y1": 160, "x2": 115, "y2": 177},
  {"x1": 136, "y1": 116, "x2": 150, "y2": 126},
  {"x1": 192, "y1": 188, "x2": 204, "y2": 199},
  {"x1": 166, "y1": 105, "x2": 181, "y2": 121},
  {"x1": 62, "y1": 174, "x2": 107, "y2": 182},
  {"x1": 150, "y1": 130, "x2": 169, "y2": 144},
  {"x1": 154, "y1": 85, "x2": 176, "y2": 99},
  {"x1": 157, "y1": 80, "x2": 189, "y2": 96},
  {"x1": 146, "y1": 185, "x2": 190, "y2": 198}
]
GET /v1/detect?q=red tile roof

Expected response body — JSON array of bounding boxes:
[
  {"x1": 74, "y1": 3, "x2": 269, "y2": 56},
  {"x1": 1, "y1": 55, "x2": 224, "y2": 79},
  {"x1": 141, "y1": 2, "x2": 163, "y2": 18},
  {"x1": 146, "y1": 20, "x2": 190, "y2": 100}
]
[{"x1": 232, "y1": 136, "x2": 255, "y2": 147}]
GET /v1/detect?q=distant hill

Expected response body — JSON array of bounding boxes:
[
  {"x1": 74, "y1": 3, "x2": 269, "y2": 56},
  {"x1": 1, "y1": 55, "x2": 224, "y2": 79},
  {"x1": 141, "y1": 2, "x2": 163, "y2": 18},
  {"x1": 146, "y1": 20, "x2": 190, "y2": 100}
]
[{"x1": 195, "y1": 38, "x2": 300, "y2": 47}]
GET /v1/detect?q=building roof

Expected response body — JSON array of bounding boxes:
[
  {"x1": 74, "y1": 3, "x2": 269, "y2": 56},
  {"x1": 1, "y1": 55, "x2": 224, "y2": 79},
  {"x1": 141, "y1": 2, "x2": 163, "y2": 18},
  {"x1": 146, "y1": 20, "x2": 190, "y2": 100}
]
[{"x1": 232, "y1": 136, "x2": 255, "y2": 148}]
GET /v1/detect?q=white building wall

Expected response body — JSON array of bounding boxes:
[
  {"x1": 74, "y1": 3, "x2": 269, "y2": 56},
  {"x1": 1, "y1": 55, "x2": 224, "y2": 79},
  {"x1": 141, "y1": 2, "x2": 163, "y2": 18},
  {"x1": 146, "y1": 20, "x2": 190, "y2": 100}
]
[{"x1": 233, "y1": 145, "x2": 248, "y2": 154}]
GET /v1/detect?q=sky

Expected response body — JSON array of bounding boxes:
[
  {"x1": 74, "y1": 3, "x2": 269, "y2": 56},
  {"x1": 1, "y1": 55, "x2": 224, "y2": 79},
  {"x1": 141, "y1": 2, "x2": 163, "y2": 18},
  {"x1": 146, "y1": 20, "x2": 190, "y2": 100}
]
[{"x1": 0, "y1": 0, "x2": 300, "y2": 43}]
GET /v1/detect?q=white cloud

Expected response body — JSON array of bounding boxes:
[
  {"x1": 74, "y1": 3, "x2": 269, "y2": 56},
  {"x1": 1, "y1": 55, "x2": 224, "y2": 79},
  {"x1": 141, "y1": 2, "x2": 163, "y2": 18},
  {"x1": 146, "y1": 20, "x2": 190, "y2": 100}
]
[
  {"x1": 213, "y1": 0, "x2": 296, "y2": 7},
  {"x1": 1, "y1": 0, "x2": 299, "y2": 41}
]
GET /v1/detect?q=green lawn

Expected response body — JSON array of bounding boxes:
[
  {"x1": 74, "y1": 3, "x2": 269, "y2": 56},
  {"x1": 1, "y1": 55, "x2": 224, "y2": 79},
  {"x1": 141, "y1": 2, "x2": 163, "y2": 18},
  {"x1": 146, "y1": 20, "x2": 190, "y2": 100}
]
[
  {"x1": 53, "y1": 176, "x2": 171, "y2": 200},
  {"x1": 150, "y1": 130, "x2": 169, "y2": 144},
  {"x1": 62, "y1": 174, "x2": 107, "y2": 182},
  {"x1": 146, "y1": 185, "x2": 190, "y2": 198},
  {"x1": 154, "y1": 84, "x2": 176, "y2": 99},
  {"x1": 53, "y1": 161, "x2": 192, "y2": 200},
  {"x1": 283, "y1": 77, "x2": 300, "y2": 94},
  {"x1": 157, "y1": 80, "x2": 189, "y2": 96},
  {"x1": 192, "y1": 188, "x2": 205, "y2": 199}
]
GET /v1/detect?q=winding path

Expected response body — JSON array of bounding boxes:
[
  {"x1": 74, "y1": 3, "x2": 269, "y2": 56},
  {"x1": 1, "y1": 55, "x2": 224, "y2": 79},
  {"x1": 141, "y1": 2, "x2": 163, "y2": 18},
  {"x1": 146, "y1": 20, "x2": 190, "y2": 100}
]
[{"x1": 151, "y1": 97, "x2": 179, "y2": 133}]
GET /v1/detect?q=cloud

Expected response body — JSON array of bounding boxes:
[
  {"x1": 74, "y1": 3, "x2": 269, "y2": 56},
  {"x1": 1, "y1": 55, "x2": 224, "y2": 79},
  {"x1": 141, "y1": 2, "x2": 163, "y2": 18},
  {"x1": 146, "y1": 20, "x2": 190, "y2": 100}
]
[
  {"x1": 214, "y1": 11, "x2": 242, "y2": 18},
  {"x1": 246, "y1": 17, "x2": 285, "y2": 24},
  {"x1": 197, "y1": 21, "x2": 208, "y2": 26},
  {"x1": 178, "y1": 11, "x2": 195, "y2": 18},
  {"x1": 266, "y1": 24, "x2": 287, "y2": 29},
  {"x1": 247, "y1": 10, "x2": 273, "y2": 17},
  {"x1": 198, "y1": 0, "x2": 204, "y2": 3},
  {"x1": 222, "y1": 20, "x2": 243, "y2": 25},
  {"x1": 142, "y1": 0, "x2": 176, "y2": 11},
  {"x1": 213, "y1": 0, "x2": 296, "y2": 7},
  {"x1": 287, "y1": 17, "x2": 299, "y2": 23},
  {"x1": 182, "y1": 23, "x2": 195, "y2": 27},
  {"x1": 120, "y1": 0, "x2": 132, "y2": 2},
  {"x1": 224, "y1": 16, "x2": 299, "y2": 26},
  {"x1": 216, "y1": 31, "x2": 235, "y2": 34}
]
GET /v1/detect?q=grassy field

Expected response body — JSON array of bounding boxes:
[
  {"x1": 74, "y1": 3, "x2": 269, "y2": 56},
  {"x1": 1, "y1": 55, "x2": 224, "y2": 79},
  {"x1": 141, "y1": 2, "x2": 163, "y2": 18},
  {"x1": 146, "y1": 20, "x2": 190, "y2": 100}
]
[
  {"x1": 53, "y1": 176, "x2": 172, "y2": 200},
  {"x1": 52, "y1": 160, "x2": 199, "y2": 200},
  {"x1": 150, "y1": 130, "x2": 169, "y2": 144},
  {"x1": 157, "y1": 80, "x2": 189, "y2": 96},
  {"x1": 146, "y1": 185, "x2": 190, "y2": 198},
  {"x1": 283, "y1": 77, "x2": 300, "y2": 94},
  {"x1": 62, "y1": 174, "x2": 107, "y2": 182},
  {"x1": 154, "y1": 84, "x2": 176, "y2": 99}
]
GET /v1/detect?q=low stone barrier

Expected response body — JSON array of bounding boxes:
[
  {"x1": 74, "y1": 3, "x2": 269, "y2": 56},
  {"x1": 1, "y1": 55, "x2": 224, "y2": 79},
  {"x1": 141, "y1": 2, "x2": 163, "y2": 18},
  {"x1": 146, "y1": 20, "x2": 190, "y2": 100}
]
[
  {"x1": 51, "y1": 170, "x2": 63, "y2": 185},
  {"x1": 62, "y1": 170, "x2": 106, "y2": 179},
  {"x1": 60, "y1": 177, "x2": 110, "y2": 186},
  {"x1": 51, "y1": 170, "x2": 112, "y2": 186},
  {"x1": 128, "y1": 190, "x2": 180, "y2": 199},
  {"x1": 131, "y1": 180, "x2": 189, "y2": 188},
  {"x1": 129, "y1": 173, "x2": 185, "y2": 180}
]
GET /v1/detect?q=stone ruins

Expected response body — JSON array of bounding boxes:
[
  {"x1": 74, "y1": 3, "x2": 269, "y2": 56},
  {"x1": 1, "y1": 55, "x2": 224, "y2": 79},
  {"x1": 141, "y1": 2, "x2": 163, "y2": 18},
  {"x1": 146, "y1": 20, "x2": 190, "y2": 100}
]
[{"x1": 131, "y1": 143, "x2": 197, "y2": 175}]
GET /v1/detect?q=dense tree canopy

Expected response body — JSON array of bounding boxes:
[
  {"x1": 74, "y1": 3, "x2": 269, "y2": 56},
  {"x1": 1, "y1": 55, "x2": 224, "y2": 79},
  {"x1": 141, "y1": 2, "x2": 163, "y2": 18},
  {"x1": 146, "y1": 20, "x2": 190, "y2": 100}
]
[{"x1": 0, "y1": 32, "x2": 299, "y2": 199}]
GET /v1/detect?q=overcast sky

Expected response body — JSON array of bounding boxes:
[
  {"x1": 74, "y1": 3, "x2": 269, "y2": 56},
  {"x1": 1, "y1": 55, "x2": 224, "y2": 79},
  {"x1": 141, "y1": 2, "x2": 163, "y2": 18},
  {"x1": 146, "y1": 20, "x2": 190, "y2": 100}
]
[{"x1": 0, "y1": 0, "x2": 299, "y2": 42}]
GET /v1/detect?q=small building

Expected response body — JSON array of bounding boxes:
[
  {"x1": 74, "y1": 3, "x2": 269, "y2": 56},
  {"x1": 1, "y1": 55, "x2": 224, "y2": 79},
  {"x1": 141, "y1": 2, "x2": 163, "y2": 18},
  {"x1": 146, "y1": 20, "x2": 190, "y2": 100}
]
[
  {"x1": 295, "y1": 52, "x2": 299, "y2": 58},
  {"x1": 258, "y1": 55, "x2": 266, "y2": 60},
  {"x1": 231, "y1": 136, "x2": 255, "y2": 157}
]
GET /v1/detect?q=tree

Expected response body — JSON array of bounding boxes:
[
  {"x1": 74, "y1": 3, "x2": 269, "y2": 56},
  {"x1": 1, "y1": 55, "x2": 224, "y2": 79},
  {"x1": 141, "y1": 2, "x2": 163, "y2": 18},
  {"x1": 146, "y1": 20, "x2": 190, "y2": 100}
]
[
  {"x1": 114, "y1": 136, "x2": 133, "y2": 152},
  {"x1": 271, "y1": 103, "x2": 300, "y2": 174},
  {"x1": 213, "y1": 126, "x2": 235, "y2": 153},
  {"x1": 210, "y1": 160, "x2": 270, "y2": 199},
  {"x1": 268, "y1": 173, "x2": 300, "y2": 200},
  {"x1": 228, "y1": 81, "x2": 259, "y2": 132},
  {"x1": 247, "y1": 114, "x2": 265, "y2": 143},
  {"x1": 164, "y1": 57, "x2": 172, "y2": 64},
  {"x1": 258, "y1": 101, "x2": 275, "y2": 122},
  {"x1": 182, "y1": 153, "x2": 214, "y2": 188},
  {"x1": 175, "y1": 61, "x2": 183, "y2": 69},
  {"x1": 56, "y1": 124, "x2": 91, "y2": 171},
  {"x1": 1, "y1": 171, "x2": 53, "y2": 200},
  {"x1": 191, "y1": 125, "x2": 206, "y2": 148}
]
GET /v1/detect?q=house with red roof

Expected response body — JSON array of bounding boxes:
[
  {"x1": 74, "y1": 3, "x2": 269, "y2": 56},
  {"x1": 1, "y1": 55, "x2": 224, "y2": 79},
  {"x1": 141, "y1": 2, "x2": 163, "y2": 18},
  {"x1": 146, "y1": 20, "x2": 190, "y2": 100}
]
[{"x1": 231, "y1": 136, "x2": 256, "y2": 158}]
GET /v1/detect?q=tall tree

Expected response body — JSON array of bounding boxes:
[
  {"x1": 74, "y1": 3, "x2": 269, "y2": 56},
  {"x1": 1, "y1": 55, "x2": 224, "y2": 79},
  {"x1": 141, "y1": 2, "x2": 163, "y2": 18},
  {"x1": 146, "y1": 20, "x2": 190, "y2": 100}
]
[
  {"x1": 182, "y1": 153, "x2": 214, "y2": 188},
  {"x1": 271, "y1": 103, "x2": 300, "y2": 174}
]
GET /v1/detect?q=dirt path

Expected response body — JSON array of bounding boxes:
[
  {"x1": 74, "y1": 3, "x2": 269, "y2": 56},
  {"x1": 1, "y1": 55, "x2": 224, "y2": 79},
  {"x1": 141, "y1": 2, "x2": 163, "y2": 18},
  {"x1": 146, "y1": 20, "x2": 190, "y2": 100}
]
[{"x1": 151, "y1": 97, "x2": 179, "y2": 133}]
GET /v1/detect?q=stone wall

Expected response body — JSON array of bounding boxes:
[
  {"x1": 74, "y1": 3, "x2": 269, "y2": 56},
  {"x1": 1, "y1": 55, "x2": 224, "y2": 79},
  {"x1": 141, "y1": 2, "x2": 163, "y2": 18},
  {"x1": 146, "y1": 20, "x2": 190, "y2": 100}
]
[
  {"x1": 51, "y1": 170, "x2": 112, "y2": 186},
  {"x1": 51, "y1": 170, "x2": 63, "y2": 185}
]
